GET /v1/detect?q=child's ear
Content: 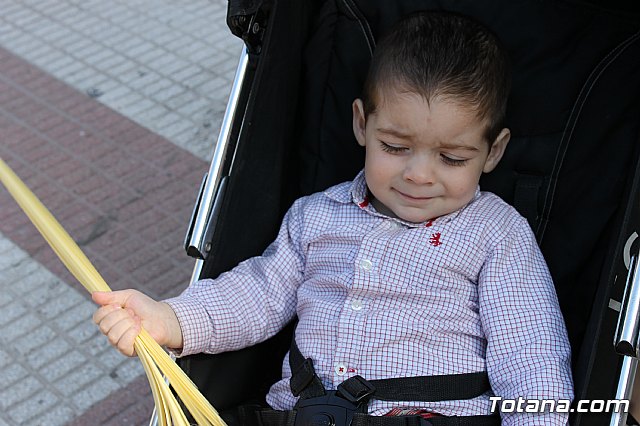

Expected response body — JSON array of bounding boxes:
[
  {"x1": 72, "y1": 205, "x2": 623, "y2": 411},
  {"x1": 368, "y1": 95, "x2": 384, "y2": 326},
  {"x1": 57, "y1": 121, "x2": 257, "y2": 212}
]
[
  {"x1": 483, "y1": 128, "x2": 511, "y2": 173},
  {"x1": 352, "y1": 99, "x2": 367, "y2": 147}
]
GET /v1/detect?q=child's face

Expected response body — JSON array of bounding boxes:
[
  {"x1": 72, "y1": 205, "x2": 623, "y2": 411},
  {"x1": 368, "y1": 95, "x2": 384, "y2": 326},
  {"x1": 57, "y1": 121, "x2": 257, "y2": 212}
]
[{"x1": 352, "y1": 91, "x2": 510, "y2": 223}]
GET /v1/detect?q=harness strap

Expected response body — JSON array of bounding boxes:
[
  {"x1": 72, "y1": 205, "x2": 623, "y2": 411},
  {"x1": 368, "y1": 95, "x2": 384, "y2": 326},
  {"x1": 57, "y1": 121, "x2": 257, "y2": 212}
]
[
  {"x1": 352, "y1": 413, "x2": 500, "y2": 426},
  {"x1": 367, "y1": 372, "x2": 490, "y2": 402},
  {"x1": 257, "y1": 411, "x2": 500, "y2": 426},
  {"x1": 257, "y1": 410, "x2": 297, "y2": 426},
  {"x1": 290, "y1": 338, "x2": 491, "y2": 402},
  {"x1": 289, "y1": 340, "x2": 326, "y2": 399},
  {"x1": 276, "y1": 338, "x2": 499, "y2": 426}
]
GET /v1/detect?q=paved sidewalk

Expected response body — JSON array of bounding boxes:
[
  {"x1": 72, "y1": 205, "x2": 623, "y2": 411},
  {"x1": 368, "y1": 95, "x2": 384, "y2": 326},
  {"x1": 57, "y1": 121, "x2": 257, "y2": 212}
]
[
  {"x1": 0, "y1": 0, "x2": 241, "y2": 161},
  {"x1": 0, "y1": 1, "x2": 242, "y2": 425}
]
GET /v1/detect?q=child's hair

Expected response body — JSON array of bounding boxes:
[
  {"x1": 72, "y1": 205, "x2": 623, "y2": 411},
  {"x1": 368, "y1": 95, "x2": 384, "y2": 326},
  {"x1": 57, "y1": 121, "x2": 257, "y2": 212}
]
[{"x1": 361, "y1": 11, "x2": 511, "y2": 144}]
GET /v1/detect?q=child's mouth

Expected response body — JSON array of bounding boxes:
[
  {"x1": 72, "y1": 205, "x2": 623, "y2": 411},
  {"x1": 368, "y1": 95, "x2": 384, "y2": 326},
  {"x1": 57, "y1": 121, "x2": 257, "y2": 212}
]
[{"x1": 394, "y1": 189, "x2": 433, "y2": 201}]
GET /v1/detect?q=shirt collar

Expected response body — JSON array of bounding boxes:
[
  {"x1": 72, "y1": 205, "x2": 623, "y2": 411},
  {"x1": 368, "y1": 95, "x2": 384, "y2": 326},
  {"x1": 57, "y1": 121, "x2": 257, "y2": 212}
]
[
  {"x1": 324, "y1": 169, "x2": 480, "y2": 228},
  {"x1": 324, "y1": 169, "x2": 366, "y2": 204}
]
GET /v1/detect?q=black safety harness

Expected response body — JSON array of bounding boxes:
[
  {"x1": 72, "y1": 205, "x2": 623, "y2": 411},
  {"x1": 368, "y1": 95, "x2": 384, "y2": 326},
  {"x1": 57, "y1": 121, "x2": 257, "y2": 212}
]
[{"x1": 255, "y1": 340, "x2": 500, "y2": 426}]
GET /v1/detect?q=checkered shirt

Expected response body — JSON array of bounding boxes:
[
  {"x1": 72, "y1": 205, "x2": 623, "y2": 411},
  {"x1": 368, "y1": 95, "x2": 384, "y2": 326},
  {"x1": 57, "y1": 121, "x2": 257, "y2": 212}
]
[{"x1": 165, "y1": 170, "x2": 573, "y2": 425}]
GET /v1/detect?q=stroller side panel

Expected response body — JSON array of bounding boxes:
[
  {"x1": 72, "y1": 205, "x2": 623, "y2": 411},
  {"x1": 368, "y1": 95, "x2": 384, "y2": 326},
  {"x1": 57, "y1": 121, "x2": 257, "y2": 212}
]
[
  {"x1": 182, "y1": 0, "x2": 640, "y2": 423},
  {"x1": 178, "y1": 0, "x2": 318, "y2": 413}
]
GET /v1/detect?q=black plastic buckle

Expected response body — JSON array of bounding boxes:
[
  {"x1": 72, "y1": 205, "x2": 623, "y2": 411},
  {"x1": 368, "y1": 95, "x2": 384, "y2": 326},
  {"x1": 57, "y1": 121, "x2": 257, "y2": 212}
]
[
  {"x1": 336, "y1": 375, "x2": 376, "y2": 405},
  {"x1": 294, "y1": 391, "x2": 358, "y2": 426}
]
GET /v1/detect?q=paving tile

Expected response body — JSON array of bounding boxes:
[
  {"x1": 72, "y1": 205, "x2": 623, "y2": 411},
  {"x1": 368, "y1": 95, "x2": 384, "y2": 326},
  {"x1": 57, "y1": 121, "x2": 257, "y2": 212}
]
[
  {"x1": 29, "y1": 403, "x2": 76, "y2": 426},
  {"x1": 25, "y1": 337, "x2": 72, "y2": 370},
  {"x1": 53, "y1": 302, "x2": 96, "y2": 332},
  {"x1": 54, "y1": 363, "x2": 104, "y2": 396},
  {"x1": 74, "y1": 377, "x2": 121, "y2": 411},
  {"x1": 0, "y1": 376, "x2": 43, "y2": 411},
  {"x1": 38, "y1": 350, "x2": 87, "y2": 383},
  {"x1": 102, "y1": 401, "x2": 153, "y2": 426},
  {"x1": 111, "y1": 356, "x2": 147, "y2": 383},
  {"x1": 66, "y1": 376, "x2": 150, "y2": 426},
  {"x1": 0, "y1": 363, "x2": 29, "y2": 387},
  {"x1": 11, "y1": 267, "x2": 61, "y2": 298},
  {"x1": 24, "y1": 279, "x2": 68, "y2": 308},
  {"x1": 47, "y1": 54, "x2": 77, "y2": 73},
  {"x1": 0, "y1": 303, "x2": 28, "y2": 328},
  {"x1": 7, "y1": 389, "x2": 59, "y2": 424},
  {"x1": 97, "y1": 347, "x2": 129, "y2": 372},
  {"x1": 1, "y1": 253, "x2": 39, "y2": 279},
  {"x1": 13, "y1": 325, "x2": 57, "y2": 356},
  {"x1": 67, "y1": 318, "x2": 102, "y2": 345},
  {"x1": 0, "y1": 310, "x2": 36, "y2": 338},
  {"x1": 35, "y1": 288, "x2": 85, "y2": 320},
  {"x1": 0, "y1": 244, "x2": 29, "y2": 271}
]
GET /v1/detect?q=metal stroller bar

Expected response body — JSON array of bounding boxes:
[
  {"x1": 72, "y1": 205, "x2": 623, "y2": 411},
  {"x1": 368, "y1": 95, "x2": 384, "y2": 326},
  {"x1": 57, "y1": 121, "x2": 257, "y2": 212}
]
[
  {"x1": 184, "y1": 48, "x2": 250, "y2": 260},
  {"x1": 615, "y1": 255, "x2": 640, "y2": 358},
  {"x1": 611, "y1": 253, "x2": 640, "y2": 425},
  {"x1": 610, "y1": 355, "x2": 636, "y2": 426}
]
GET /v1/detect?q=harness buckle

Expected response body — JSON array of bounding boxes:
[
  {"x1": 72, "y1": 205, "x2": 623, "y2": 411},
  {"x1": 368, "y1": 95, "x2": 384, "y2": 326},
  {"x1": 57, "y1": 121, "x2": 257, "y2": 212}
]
[
  {"x1": 294, "y1": 391, "x2": 359, "y2": 426},
  {"x1": 336, "y1": 375, "x2": 376, "y2": 405}
]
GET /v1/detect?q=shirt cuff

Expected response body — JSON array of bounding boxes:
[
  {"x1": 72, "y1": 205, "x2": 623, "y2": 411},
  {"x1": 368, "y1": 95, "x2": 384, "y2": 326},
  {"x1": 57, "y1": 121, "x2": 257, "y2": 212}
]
[{"x1": 163, "y1": 295, "x2": 214, "y2": 357}]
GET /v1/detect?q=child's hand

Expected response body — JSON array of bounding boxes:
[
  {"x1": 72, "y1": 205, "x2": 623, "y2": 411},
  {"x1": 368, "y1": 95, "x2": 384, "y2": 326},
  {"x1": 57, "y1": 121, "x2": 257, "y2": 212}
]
[{"x1": 92, "y1": 290, "x2": 183, "y2": 357}]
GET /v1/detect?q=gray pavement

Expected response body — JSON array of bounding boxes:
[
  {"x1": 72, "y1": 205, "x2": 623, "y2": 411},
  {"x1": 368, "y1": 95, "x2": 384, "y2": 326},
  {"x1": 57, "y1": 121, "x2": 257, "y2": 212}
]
[
  {"x1": 0, "y1": 0, "x2": 242, "y2": 162},
  {"x1": 0, "y1": 1, "x2": 242, "y2": 425}
]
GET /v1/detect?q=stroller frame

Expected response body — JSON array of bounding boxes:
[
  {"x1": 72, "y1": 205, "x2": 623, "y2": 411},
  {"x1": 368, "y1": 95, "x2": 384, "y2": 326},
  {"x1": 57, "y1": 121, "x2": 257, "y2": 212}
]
[{"x1": 161, "y1": 1, "x2": 640, "y2": 425}]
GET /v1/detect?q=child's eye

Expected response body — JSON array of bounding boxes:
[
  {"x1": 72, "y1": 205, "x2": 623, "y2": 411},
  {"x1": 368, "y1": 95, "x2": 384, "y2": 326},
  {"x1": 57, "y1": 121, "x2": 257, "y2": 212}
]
[
  {"x1": 440, "y1": 154, "x2": 468, "y2": 167},
  {"x1": 380, "y1": 141, "x2": 407, "y2": 153}
]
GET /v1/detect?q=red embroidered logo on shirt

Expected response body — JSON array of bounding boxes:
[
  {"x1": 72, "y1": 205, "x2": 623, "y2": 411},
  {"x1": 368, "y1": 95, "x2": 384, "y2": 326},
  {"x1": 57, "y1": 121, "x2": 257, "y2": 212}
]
[
  {"x1": 358, "y1": 197, "x2": 370, "y2": 208},
  {"x1": 429, "y1": 232, "x2": 442, "y2": 247}
]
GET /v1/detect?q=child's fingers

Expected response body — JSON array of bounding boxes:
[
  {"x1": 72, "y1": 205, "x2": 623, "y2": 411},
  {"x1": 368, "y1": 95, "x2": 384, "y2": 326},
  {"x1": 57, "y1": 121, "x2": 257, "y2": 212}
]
[
  {"x1": 108, "y1": 316, "x2": 140, "y2": 357},
  {"x1": 96, "y1": 307, "x2": 140, "y2": 356},
  {"x1": 94, "y1": 305, "x2": 135, "y2": 339},
  {"x1": 116, "y1": 323, "x2": 141, "y2": 357},
  {"x1": 92, "y1": 289, "x2": 171, "y2": 350},
  {"x1": 92, "y1": 303, "x2": 123, "y2": 327}
]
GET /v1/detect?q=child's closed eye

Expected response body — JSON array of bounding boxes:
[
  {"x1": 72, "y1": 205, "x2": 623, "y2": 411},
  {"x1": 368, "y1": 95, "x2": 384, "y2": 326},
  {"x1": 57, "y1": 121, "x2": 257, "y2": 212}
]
[
  {"x1": 379, "y1": 141, "x2": 407, "y2": 153},
  {"x1": 440, "y1": 154, "x2": 468, "y2": 166}
]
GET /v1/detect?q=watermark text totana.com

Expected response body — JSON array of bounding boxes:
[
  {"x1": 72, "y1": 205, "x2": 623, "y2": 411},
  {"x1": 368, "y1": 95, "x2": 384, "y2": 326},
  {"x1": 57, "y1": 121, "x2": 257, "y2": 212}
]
[{"x1": 489, "y1": 397, "x2": 629, "y2": 413}]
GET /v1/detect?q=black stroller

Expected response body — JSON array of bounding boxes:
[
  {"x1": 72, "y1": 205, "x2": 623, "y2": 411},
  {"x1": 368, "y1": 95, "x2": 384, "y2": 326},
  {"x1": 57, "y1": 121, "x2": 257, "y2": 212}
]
[{"x1": 177, "y1": 0, "x2": 640, "y2": 424}]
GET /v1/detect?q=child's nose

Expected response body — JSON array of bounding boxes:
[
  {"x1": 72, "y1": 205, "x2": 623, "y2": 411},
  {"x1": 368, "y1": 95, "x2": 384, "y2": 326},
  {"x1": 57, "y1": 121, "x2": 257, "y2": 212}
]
[{"x1": 403, "y1": 155, "x2": 435, "y2": 184}]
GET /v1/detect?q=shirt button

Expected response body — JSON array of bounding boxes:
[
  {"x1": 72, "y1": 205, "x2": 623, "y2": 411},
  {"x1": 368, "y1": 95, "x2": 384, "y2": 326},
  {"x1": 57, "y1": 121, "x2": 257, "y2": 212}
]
[
  {"x1": 335, "y1": 364, "x2": 347, "y2": 376},
  {"x1": 359, "y1": 259, "x2": 373, "y2": 271},
  {"x1": 351, "y1": 300, "x2": 363, "y2": 311}
]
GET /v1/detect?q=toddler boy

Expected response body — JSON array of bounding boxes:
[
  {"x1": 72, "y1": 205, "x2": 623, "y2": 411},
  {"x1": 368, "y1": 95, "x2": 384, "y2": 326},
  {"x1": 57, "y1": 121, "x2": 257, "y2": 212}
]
[{"x1": 94, "y1": 10, "x2": 573, "y2": 425}]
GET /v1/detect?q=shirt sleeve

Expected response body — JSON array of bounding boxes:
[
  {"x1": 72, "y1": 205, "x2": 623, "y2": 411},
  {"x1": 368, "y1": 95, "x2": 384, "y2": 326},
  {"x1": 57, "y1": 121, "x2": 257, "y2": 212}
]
[
  {"x1": 163, "y1": 197, "x2": 307, "y2": 356},
  {"x1": 478, "y1": 217, "x2": 574, "y2": 426}
]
